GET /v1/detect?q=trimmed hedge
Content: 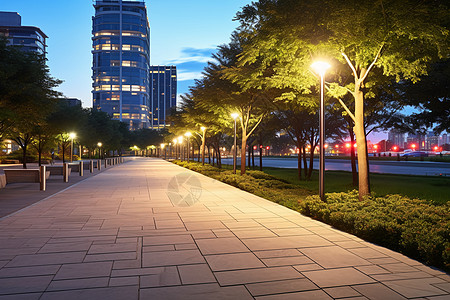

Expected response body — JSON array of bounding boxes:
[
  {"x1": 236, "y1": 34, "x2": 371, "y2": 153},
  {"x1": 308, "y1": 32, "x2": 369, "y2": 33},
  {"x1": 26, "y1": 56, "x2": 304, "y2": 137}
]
[
  {"x1": 174, "y1": 160, "x2": 450, "y2": 272},
  {"x1": 300, "y1": 192, "x2": 450, "y2": 271}
]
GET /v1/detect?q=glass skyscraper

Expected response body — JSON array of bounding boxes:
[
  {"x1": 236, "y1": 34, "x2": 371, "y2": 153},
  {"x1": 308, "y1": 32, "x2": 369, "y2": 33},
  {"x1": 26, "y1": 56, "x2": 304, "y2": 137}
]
[
  {"x1": 149, "y1": 66, "x2": 177, "y2": 129},
  {"x1": 92, "y1": 0, "x2": 150, "y2": 130},
  {"x1": 0, "y1": 12, "x2": 47, "y2": 56}
]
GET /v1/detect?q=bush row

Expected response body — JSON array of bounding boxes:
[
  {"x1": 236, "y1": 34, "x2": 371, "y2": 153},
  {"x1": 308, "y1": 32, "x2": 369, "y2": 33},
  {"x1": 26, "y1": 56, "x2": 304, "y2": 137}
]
[{"x1": 174, "y1": 160, "x2": 449, "y2": 272}]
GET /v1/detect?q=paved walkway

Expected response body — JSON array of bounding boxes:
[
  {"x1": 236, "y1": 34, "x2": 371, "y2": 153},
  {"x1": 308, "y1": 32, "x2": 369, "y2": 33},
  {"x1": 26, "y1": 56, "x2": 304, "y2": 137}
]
[{"x1": 0, "y1": 158, "x2": 448, "y2": 299}]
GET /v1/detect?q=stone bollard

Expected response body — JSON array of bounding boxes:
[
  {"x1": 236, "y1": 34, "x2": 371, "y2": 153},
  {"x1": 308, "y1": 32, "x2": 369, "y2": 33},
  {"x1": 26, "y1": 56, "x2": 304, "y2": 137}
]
[
  {"x1": 90, "y1": 160, "x2": 94, "y2": 173},
  {"x1": 79, "y1": 161, "x2": 83, "y2": 176},
  {"x1": 40, "y1": 165, "x2": 46, "y2": 191},
  {"x1": 63, "y1": 163, "x2": 69, "y2": 183},
  {"x1": 104, "y1": 159, "x2": 107, "y2": 168},
  {"x1": 97, "y1": 160, "x2": 101, "y2": 171}
]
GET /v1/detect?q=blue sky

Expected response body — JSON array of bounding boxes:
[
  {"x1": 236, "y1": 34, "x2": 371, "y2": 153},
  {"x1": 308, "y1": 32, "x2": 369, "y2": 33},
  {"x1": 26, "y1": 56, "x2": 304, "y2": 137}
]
[{"x1": 1, "y1": 0, "x2": 252, "y2": 106}]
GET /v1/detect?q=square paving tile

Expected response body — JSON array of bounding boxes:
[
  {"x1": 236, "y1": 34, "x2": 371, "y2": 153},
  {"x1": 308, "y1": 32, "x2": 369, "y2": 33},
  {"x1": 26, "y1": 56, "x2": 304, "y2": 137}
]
[
  {"x1": 54, "y1": 261, "x2": 113, "y2": 280},
  {"x1": 196, "y1": 237, "x2": 249, "y2": 255},
  {"x1": 139, "y1": 266, "x2": 181, "y2": 287},
  {"x1": 262, "y1": 256, "x2": 313, "y2": 267},
  {"x1": 0, "y1": 275, "x2": 53, "y2": 295},
  {"x1": 301, "y1": 246, "x2": 371, "y2": 268},
  {"x1": 255, "y1": 289, "x2": 332, "y2": 300},
  {"x1": 142, "y1": 249, "x2": 205, "y2": 267},
  {"x1": 383, "y1": 278, "x2": 448, "y2": 298},
  {"x1": 39, "y1": 286, "x2": 138, "y2": 300},
  {"x1": 140, "y1": 283, "x2": 253, "y2": 300},
  {"x1": 246, "y1": 278, "x2": 318, "y2": 296},
  {"x1": 242, "y1": 236, "x2": 332, "y2": 251},
  {"x1": 47, "y1": 277, "x2": 110, "y2": 291},
  {"x1": 303, "y1": 267, "x2": 375, "y2": 288},
  {"x1": 324, "y1": 286, "x2": 361, "y2": 298},
  {"x1": 205, "y1": 252, "x2": 265, "y2": 271},
  {"x1": 215, "y1": 266, "x2": 302, "y2": 286},
  {"x1": 352, "y1": 283, "x2": 407, "y2": 299},
  {"x1": 178, "y1": 264, "x2": 216, "y2": 284}
]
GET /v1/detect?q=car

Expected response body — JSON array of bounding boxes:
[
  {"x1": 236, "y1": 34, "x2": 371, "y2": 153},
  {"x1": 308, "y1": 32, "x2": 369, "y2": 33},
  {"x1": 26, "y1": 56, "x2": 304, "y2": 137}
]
[{"x1": 400, "y1": 151, "x2": 428, "y2": 157}]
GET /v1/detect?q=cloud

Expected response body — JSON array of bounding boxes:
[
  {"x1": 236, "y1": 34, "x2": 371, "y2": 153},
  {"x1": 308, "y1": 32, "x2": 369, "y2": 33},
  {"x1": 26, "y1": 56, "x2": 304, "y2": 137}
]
[
  {"x1": 177, "y1": 71, "x2": 204, "y2": 82},
  {"x1": 164, "y1": 47, "x2": 216, "y2": 65}
]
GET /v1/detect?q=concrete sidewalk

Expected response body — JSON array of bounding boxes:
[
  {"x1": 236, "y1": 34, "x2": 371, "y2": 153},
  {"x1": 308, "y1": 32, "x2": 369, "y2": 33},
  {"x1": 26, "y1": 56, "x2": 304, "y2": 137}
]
[{"x1": 0, "y1": 158, "x2": 448, "y2": 299}]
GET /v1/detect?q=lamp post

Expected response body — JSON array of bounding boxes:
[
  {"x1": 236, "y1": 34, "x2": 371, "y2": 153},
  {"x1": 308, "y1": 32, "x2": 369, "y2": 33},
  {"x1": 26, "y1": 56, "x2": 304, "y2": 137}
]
[
  {"x1": 231, "y1": 113, "x2": 239, "y2": 174},
  {"x1": 161, "y1": 143, "x2": 166, "y2": 159},
  {"x1": 200, "y1": 126, "x2": 206, "y2": 165},
  {"x1": 185, "y1": 132, "x2": 192, "y2": 161},
  {"x1": 172, "y1": 138, "x2": 177, "y2": 159},
  {"x1": 178, "y1": 136, "x2": 184, "y2": 161},
  {"x1": 311, "y1": 61, "x2": 330, "y2": 201},
  {"x1": 97, "y1": 142, "x2": 102, "y2": 159},
  {"x1": 69, "y1": 132, "x2": 76, "y2": 162}
]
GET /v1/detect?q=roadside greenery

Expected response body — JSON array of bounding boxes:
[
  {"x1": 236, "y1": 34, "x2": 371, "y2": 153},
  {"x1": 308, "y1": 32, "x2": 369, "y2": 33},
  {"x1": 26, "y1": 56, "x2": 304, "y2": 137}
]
[{"x1": 174, "y1": 160, "x2": 449, "y2": 272}]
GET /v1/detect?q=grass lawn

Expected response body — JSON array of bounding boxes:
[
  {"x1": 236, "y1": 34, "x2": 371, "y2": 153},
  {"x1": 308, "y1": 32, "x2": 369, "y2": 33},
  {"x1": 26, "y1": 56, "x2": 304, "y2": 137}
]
[{"x1": 260, "y1": 167, "x2": 450, "y2": 205}]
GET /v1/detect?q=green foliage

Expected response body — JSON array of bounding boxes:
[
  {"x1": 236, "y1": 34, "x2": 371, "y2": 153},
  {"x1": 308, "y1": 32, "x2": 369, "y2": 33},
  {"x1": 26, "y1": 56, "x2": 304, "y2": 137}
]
[{"x1": 300, "y1": 192, "x2": 450, "y2": 271}]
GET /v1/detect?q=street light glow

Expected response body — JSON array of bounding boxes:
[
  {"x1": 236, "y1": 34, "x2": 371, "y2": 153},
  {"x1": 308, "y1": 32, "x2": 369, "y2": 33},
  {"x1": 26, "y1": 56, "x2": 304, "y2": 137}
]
[
  {"x1": 177, "y1": 136, "x2": 183, "y2": 143},
  {"x1": 69, "y1": 132, "x2": 76, "y2": 139},
  {"x1": 160, "y1": 143, "x2": 165, "y2": 149},
  {"x1": 97, "y1": 142, "x2": 102, "y2": 147},
  {"x1": 311, "y1": 61, "x2": 331, "y2": 77},
  {"x1": 184, "y1": 131, "x2": 192, "y2": 137},
  {"x1": 200, "y1": 126, "x2": 206, "y2": 132},
  {"x1": 172, "y1": 138, "x2": 177, "y2": 145},
  {"x1": 231, "y1": 112, "x2": 239, "y2": 120}
]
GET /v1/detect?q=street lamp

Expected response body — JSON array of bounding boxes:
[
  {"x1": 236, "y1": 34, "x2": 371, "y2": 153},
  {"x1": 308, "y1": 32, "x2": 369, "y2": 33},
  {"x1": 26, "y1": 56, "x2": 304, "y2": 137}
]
[
  {"x1": 172, "y1": 138, "x2": 177, "y2": 159},
  {"x1": 185, "y1": 132, "x2": 192, "y2": 161},
  {"x1": 69, "y1": 132, "x2": 76, "y2": 162},
  {"x1": 97, "y1": 142, "x2": 102, "y2": 159},
  {"x1": 178, "y1": 136, "x2": 184, "y2": 161},
  {"x1": 311, "y1": 61, "x2": 331, "y2": 201},
  {"x1": 231, "y1": 113, "x2": 239, "y2": 174},
  {"x1": 200, "y1": 126, "x2": 206, "y2": 165}
]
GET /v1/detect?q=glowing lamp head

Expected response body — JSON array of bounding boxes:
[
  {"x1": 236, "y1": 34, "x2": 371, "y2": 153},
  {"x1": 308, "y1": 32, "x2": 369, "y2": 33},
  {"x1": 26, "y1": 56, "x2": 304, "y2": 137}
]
[
  {"x1": 172, "y1": 138, "x2": 177, "y2": 144},
  {"x1": 184, "y1": 131, "x2": 192, "y2": 137},
  {"x1": 311, "y1": 61, "x2": 331, "y2": 77},
  {"x1": 393, "y1": 146, "x2": 398, "y2": 151},
  {"x1": 335, "y1": 144, "x2": 339, "y2": 148},
  {"x1": 231, "y1": 113, "x2": 239, "y2": 120},
  {"x1": 374, "y1": 145, "x2": 378, "y2": 149},
  {"x1": 411, "y1": 144, "x2": 416, "y2": 149},
  {"x1": 345, "y1": 143, "x2": 351, "y2": 148},
  {"x1": 69, "y1": 132, "x2": 76, "y2": 139},
  {"x1": 177, "y1": 136, "x2": 183, "y2": 143},
  {"x1": 434, "y1": 146, "x2": 438, "y2": 151},
  {"x1": 160, "y1": 143, "x2": 165, "y2": 149},
  {"x1": 200, "y1": 126, "x2": 206, "y2": 132},
  {"x1": 97, "y1": 142, "x2": 102, "y2": 147}
]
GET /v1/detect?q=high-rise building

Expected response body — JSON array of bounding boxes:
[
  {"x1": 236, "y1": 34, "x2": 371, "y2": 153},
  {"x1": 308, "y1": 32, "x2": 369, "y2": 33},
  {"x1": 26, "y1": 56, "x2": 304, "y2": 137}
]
[
  {"x1": 92, "y1": 0, "x2": 151, "y2": 130},
  {"x1": 0, "y1": 11, "x2": 47, "y2": 56},
  {"x1": 149, "y1": 66, "x2": 177, "y2": 129},
  {"x1": 387, "y1": 129, "x2": 405, "y2": 148}
]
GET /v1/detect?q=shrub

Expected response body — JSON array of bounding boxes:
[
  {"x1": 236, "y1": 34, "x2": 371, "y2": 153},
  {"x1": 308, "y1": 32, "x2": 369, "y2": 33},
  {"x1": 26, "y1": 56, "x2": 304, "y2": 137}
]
[{"x1": 300, "y1": 192, "x2": 450, "y2": 271}]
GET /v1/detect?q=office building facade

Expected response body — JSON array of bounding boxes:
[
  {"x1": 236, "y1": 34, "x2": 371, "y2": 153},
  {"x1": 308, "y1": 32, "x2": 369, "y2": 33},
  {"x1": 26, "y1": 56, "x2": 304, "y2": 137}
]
[
  {"x1": 0, "y1": 12, "x2": 47, "y2": 56},
  {"x1": 387, "y1": 129, "x2": 405, "y2": 148},
  {"x1": 149, "y1": 66, "x2": 177, "y2": 129},
  {"x1": 92, "y1": 0, "x2": 151, "y2": 130}
]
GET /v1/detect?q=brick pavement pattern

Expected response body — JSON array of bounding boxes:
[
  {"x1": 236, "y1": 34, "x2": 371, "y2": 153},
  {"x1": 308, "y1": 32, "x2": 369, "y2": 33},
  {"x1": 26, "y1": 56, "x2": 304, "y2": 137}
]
[{"x1": 0, "y1": 158, "x2": 448, "y2": 299}]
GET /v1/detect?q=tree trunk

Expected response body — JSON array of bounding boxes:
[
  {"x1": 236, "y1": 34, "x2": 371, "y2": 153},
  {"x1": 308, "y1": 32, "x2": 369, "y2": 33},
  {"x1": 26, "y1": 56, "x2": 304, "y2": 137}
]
[
  {"x1": 62, "y1": 143, "x2": 66, "y2": 163},
  {"x1": 354, "y1": 86, "x2": 370, "y2": 199},
  {"x1": 22, "y1": 143, "x2": 27, "y2": 169},
  {"x1": 297, "y1": 141, "x2": 302, "y2": 180},
  {"x1": 251, "y1": 146, "x2": 255, "y2": 169},
  {"x1": 207, "y1": 146, "x2": 211, "y2": 164},
  {"x1": 349, "y1": 127, "x2": 358, "y2": 187},
  {"x1": 307, "y1": 144, "x2": 314, "y2": 180},
  {"x1": 240, "y1": 135, "x2": 247, "y2": 175},
  {"x1": 302, "y1": 144, "x2": 307, "y2": 178},
  {"x1": 247, "y1": 144, "x2": 251, "y2": 169}
]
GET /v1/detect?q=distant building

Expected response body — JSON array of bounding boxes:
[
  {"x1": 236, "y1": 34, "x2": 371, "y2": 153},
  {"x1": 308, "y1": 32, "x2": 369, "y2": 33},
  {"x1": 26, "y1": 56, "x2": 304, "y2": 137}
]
[
  {"x1": 387, "y1": 129, "x2": 405, "y2": 148},
  {"x1": 92, "y1": 0, "x2": 151, "y2": 130},
  {"x1": 407, "y1": 133, "x2": 426, "y2": 150},
  {"x1": 441, "y1": 133, "x2": 448, "y2": 146},
  {"x1": 60, "y1": 98, "x2": 82, "y2": 107},
  {"x1": 0, "y1": 11, "x2": 47, "y2": 56},
  {"x1": 149, "y1": 66, "x2": 177, "y2": 129}
]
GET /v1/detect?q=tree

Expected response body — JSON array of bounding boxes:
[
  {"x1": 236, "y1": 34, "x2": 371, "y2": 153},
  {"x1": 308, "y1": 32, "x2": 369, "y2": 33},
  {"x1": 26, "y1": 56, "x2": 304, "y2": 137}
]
[
  {"x1": 0, "y1": 38, "x2": 62, "y2": 167},
  {"x1": 234, "y1": 0, "x2": 448, "y2": 199}
]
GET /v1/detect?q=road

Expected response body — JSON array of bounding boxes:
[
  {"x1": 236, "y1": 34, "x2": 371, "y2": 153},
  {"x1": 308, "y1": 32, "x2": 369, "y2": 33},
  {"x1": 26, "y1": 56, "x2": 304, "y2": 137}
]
[{"x1": 221, "y1": 157, "x2": 450, "y2": 176}]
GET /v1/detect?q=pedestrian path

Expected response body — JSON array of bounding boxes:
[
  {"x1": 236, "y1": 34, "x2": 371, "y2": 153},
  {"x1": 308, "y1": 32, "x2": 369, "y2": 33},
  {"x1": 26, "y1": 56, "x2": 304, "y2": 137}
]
[{"x1": 0, "y1": 158, "x2": 448, "y2": 299}]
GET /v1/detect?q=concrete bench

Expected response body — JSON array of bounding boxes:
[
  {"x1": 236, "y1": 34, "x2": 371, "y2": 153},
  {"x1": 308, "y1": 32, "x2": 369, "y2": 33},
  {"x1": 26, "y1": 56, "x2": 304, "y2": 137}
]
[
  {"x1": 69, "y1": 163, "x2": 80, "y2": 172},
  {"x1": 4, "y1": 169, "x2": 50, "y2": 184},
  {"x1": 47, "y1": 166, "x2": 71, "y2": 176}
]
